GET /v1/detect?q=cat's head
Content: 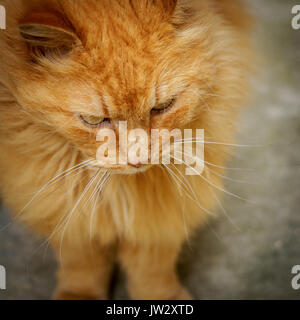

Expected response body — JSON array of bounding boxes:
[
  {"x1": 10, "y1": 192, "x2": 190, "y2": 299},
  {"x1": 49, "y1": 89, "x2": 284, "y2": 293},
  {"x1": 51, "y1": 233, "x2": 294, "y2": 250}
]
[{"x1": 1, "y1": 0, "x2": 248, "y2": 174}]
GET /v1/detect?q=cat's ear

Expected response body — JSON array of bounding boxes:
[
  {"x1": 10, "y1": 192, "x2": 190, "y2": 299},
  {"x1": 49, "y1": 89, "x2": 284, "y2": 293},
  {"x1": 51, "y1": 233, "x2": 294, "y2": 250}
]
[
  {"x1": 18, "y1": 12, "x2": 79, "y2": 59},
  {"x1": 161, "y1": 0, "x2": 178, "y2": 15}
]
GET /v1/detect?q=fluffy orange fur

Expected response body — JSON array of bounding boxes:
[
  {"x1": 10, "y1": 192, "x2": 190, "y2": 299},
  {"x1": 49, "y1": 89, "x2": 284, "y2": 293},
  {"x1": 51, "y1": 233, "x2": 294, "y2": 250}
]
[{"x1": 0, "y1": 0, "x2": 252, "y2": 299}]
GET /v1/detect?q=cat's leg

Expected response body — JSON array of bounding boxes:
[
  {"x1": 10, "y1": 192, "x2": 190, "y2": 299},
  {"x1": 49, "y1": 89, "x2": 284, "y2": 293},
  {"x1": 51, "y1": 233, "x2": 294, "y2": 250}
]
[
  {"x1": 52, "y1": 239, "x2": 115, "y2": 300},
  {"x1": 118, "y1": 241, "x2": 192, "y2": 300}
]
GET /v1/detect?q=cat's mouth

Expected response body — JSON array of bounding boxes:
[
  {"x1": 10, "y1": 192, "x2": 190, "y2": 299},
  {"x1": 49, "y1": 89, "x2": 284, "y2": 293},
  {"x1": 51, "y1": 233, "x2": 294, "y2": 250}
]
[
  {"x1": 115, "y1": 164, "x2": 152, "y2": 175},
  {"x1": 91, "y1": 162, "x2": 152, "y2": 175}
]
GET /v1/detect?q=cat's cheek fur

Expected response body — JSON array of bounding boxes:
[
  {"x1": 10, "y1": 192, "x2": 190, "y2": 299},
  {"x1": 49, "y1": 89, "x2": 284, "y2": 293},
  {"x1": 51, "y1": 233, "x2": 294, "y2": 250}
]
[{"x1": 0, "y1": 0, "x2": 252, "y2": 300}]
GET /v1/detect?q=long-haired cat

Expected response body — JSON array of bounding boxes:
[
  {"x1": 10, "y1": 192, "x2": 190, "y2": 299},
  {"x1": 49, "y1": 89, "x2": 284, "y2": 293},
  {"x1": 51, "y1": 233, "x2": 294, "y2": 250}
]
[{"x1": 0, "y1": 0, "x2": 252, "y2": 300}]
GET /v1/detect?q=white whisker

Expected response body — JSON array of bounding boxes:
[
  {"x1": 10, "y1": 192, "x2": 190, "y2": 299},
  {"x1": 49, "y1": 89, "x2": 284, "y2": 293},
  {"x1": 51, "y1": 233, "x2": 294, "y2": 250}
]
[
  {"x1": 0, "y1": 159, "x2": 93, "y2": 233},
  {"x1": 89, "y1": 171, "x2": 110, "y2": 242},
  {"x1": 170, "y1": 155, "x2": 251, "y2": 202},
  {"x1": 205, "y1": 170, "x2": 241, "y2": 232},
  {"x1": 162, "y1": 164, "x2": 215, "y2": 217},
  {"x1": 59, "y1": 172, "x2": 99, "y2": 262}
]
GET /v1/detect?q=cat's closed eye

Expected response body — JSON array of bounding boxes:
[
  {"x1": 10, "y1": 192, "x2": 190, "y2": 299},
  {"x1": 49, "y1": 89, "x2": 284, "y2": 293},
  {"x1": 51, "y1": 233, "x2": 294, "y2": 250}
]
[
  {"x1": 151, "y1": 98, "x2": 176, "y2": 115},
  {"x1": 79, "y1": 114, "x2": 112, "y2": 128},
  {"x1": 80, "y1": 98, "x2": 176, "y2": 129}
]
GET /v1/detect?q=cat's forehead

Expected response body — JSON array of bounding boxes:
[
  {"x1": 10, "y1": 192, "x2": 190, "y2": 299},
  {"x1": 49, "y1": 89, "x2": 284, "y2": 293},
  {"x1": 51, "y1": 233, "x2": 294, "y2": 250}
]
[
  {"x1": 20, "y1": 0, "x2": 181, "y2": 81},
  {"x1": 60, "y1": 1, "x2": 179, "y2": 103},
  {"x1": 19, "y1": 0, "x2": 190, "y2": 111},
  {"x1": 61, "y1": 0, "x2": 176, "y2": 46}
]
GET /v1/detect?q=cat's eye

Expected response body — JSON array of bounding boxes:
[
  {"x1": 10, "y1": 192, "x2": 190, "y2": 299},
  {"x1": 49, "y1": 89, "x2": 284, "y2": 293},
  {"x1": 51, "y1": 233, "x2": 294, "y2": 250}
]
[
  {"x1": 151, "y1": 98, "x2": 176, "y2": 114},
  {"x1": 79, "y1": 114, "x2": 111, "y2": 128}
]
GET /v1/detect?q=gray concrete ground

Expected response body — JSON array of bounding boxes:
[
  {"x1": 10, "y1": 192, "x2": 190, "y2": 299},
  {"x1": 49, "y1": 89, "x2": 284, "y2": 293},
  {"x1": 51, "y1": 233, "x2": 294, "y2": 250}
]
[{"x1": 0, "y1": 0, "x2": 300, "y2": 300}]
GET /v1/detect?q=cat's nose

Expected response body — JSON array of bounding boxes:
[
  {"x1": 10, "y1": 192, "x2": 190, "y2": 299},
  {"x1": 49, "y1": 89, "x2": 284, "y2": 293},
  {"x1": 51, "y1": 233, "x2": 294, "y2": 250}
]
[{"x1": 128, "y1": 162, "x2": 143, "y2": 168}]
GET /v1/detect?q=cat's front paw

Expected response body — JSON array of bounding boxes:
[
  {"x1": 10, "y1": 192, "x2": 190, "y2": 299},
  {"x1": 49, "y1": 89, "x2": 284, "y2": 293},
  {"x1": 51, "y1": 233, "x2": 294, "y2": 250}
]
[
  {"x1": 130, "y1": 285, "x2": 193, "y2": 300},
  {"x1": 169, "y1": 287, "x2": 193, "y2": 300},
  {"x1": 53, "y1": 289, "x2": 107, "y2": 300}
]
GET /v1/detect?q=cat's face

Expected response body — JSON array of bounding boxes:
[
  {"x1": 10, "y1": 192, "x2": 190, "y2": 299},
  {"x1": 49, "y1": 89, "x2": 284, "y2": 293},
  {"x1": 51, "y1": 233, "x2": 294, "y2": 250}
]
[{"x1": 5, "y1": 0, "x2": 218, "y2": 174}]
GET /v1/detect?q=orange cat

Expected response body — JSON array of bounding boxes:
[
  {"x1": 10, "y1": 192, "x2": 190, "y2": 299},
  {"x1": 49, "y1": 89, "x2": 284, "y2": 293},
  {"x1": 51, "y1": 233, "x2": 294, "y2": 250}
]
[{"x1": 0, "y1": 0, "x2": 252, "y2": 300}]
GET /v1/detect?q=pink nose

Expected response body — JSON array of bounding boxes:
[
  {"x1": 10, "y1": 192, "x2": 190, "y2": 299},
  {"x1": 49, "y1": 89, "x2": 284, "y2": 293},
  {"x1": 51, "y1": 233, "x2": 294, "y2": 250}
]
[{"x1": 129, "y1": 162, "x2": 143, "y2": 168}]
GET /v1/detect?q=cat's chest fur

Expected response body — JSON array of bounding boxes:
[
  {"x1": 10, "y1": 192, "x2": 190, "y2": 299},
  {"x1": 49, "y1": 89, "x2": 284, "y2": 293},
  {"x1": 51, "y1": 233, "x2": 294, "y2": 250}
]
[{"x1": 0, "y1": 133, "x2": 208, "y2": 246}]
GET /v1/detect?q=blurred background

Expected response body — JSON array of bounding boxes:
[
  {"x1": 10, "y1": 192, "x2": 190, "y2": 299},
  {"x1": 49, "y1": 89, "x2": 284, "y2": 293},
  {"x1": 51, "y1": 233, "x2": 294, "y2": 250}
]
[{"x1": 0, "y1": 0, "x2": 300, "y2": 299}]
